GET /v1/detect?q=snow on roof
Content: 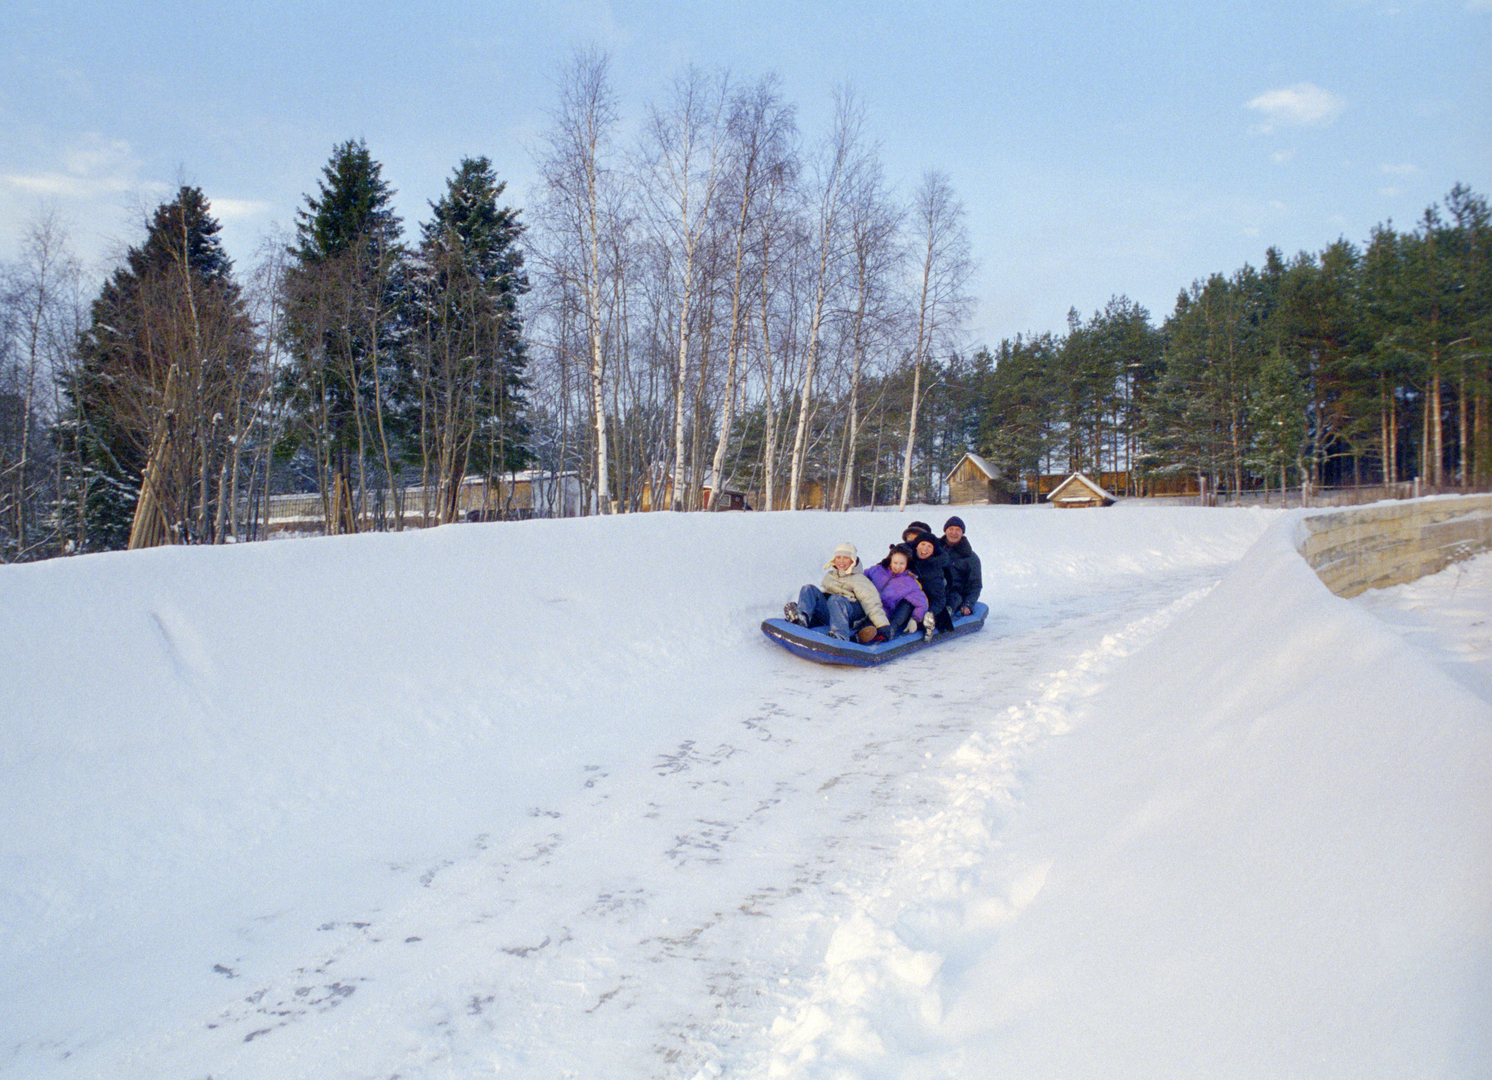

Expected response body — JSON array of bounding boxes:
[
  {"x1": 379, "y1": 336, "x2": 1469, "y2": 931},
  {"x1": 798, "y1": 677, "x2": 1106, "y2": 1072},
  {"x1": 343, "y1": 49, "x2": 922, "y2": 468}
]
[
  {"x1": 1047, "y1": 471, "x2": 1119, "y2": 503},
  {"x1": 946, "y1": 451, "x2": 997, "y2": 481},
  {"x1": 459, "y1": 469, "x2": 578, "y2": 484}
]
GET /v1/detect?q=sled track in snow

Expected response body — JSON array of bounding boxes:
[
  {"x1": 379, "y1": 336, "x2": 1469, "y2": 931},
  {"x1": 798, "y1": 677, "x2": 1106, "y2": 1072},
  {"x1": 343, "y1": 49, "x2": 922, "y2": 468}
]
[{"x1": 132, "y1": 567, "x2": 1225, "y2": 1080}]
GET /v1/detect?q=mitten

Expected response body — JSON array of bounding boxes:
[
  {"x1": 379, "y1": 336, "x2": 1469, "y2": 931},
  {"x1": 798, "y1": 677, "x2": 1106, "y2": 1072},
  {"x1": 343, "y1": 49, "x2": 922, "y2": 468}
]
[{"x1": 923, "y1": 612, "x2": 936, "y2": 640}]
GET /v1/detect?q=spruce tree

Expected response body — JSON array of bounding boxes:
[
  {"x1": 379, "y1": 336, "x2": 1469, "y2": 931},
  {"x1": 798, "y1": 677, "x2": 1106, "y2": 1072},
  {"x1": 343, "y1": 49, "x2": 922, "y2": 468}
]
[
  {"x1": 413, "y1": 156, "x2": 530, "y2": 521},
  {"x1": 281, "y1": 139, "x2": 411, "y2": 531},
  {"x1": 62, "y1": 187, "x2": 255, "y2": 549}
]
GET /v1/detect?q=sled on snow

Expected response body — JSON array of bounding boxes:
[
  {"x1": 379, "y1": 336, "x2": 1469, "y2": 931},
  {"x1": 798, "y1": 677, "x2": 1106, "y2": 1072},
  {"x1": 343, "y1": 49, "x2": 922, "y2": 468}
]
[{"x1": 760, "y1": 602, "x2": 988, "y2": 667}]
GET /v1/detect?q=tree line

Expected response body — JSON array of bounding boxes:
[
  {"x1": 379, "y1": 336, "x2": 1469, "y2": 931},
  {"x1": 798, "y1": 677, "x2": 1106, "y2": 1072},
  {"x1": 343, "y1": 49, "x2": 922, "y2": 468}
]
[
  {"x1": 973, "y1": 183, "x2": 1490, "y2": 499},
  {"x1": 0, "y1": 48, "x2": 1485, "y2": 561},
  {"x1": 0, "y1": 144, "x2": 531, "y2": 557},
  {"x1": 526, "y1": 52, "x2": 972, "y2": 515}
]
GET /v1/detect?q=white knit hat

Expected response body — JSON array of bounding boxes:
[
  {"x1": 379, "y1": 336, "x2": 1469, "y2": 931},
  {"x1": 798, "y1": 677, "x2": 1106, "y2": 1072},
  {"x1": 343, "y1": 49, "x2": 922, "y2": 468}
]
[{"x1": 832, "y1": 542, "x2": 857, "y2": 560}]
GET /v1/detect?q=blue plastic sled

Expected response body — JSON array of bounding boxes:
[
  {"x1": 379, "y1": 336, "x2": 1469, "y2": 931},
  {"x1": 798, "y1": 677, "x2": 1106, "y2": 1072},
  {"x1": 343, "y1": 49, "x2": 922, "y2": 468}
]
[{"x1": 761, "y1": 602, "x2": 988, "y2": 667}]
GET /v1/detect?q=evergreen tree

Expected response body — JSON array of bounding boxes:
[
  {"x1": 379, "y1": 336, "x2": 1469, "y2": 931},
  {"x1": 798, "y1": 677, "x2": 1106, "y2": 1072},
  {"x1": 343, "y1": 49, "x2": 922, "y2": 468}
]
[
  {"x1": 1364, "y1": 212, "x2": 1461, "y2": 486},
  {"x1": 1246, "y1": 346, "x2": 1308, "y2": 496},
  {"x1": 1445, "y1": 186, "x2": 1492, "y2": 484},
  {"x1": 978, "y1": 333, "x2": 1060, "y2": 490},
  {"x1": 966, "y1": 186, "x2": 1485, "y2": 502},
  {"x1": 1146, "y1": 277, "x2": 1231, "y2": 497},
  {"x1": 61, "y1": 187, "x2": 256, "y2": 549},
  {"x1": 281, "y1": 139, "x2": 411, "y2": 531},
  {"x1": 1274, "y1": 242, "x2": 1362, "y2": 483},
  {"x1": 1359, "y1": 223, "x2": 1418, "y2": 484},
  {"x1": 1056, "y1": 297, "x2": 1160, "y2": 485},
  {"x1": 1429, "y1": 185, "x2": 1491, "y2": 485},
  {"x1": 413, "y1": 156, "x2": 531, "y2": 522}
]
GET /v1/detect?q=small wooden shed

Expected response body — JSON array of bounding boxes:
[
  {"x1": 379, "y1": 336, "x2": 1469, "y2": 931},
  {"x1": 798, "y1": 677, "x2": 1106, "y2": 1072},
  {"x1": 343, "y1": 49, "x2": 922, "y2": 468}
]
[
  {"x1": 946, "y1": 452, "x2": 1003, "y2": 504},
  {"x1": 760, "y1": 479, "x2": 829, "y2": 511},
  {"x1": 1046, "y1": 472, "x2": 1118, "y2": 508},
  {"x1": 703, "y1": 480, "x2": 752, "y2": 511}
]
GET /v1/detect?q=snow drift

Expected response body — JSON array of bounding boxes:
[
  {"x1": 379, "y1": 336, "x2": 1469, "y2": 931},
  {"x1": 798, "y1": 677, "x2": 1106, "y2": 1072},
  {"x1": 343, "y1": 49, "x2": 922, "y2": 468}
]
[{"x1": 1, "y1": 504, "x2": 1487, "y2": 1078}]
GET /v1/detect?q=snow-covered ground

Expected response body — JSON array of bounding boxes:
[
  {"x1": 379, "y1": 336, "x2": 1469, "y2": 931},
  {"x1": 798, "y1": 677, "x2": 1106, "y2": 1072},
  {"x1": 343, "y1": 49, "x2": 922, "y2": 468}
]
[{"x1": 1, "y1": 504, "x2": 1488, "y2": 1079}]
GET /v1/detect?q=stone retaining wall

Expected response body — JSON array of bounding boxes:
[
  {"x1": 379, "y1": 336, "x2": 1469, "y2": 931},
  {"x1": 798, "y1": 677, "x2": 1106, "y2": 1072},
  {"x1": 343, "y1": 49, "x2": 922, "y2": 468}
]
[{"x1": 1298, "y1": 494, "x2": 1492, "y2": 598}]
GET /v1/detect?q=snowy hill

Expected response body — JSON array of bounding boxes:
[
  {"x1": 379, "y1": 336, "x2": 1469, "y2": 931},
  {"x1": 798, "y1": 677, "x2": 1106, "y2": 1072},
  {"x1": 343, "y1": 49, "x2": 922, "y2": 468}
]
[{"x1": 1, "y1": 505, "x2": 1488, "y2": 1079}]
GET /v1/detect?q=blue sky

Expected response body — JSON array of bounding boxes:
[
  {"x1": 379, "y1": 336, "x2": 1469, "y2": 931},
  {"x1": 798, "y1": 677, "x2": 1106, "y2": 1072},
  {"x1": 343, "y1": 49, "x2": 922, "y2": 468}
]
[{"x1": 3, "y1": 0, "x2": 1488, "y2": 346}]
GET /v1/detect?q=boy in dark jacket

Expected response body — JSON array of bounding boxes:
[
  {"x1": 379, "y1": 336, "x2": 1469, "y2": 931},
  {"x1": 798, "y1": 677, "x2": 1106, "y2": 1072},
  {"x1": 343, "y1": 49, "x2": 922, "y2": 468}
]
[{"x1": 942, "y1": 515, "x2": 982, "y2": 616}]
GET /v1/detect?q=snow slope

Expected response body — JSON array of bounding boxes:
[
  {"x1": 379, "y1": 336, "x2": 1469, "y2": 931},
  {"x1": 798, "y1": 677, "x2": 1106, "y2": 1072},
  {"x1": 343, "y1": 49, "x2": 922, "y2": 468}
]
[{"x1": 1, "y1": 505, "x2": 1487, "y2": 1079}]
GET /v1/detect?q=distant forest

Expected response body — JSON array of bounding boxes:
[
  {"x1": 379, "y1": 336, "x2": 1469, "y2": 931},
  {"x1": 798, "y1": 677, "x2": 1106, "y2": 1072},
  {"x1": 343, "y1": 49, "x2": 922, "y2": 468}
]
[
  {"x1": 968, "y1": 181, "x2": 1490, "y2": 500},
  {"x1": 1, "y1": 50, "x2": 1487, "y2": 558}
]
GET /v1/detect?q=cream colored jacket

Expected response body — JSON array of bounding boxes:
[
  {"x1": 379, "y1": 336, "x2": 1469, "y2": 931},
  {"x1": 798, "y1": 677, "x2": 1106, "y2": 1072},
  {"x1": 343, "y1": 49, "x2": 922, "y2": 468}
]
[{"x1": 820, "y1": 558, "x2": 890, "y2": 628}]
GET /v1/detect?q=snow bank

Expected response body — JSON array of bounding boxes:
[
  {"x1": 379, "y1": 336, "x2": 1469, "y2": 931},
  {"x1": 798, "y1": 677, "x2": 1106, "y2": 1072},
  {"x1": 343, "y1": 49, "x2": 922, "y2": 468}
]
[
  {"x1": 766, "y1": 514, "x2": 1492, "y2": 1079},
  {"x1": 1, "y1": 505, "x2": 1487, "y2": 1079}
]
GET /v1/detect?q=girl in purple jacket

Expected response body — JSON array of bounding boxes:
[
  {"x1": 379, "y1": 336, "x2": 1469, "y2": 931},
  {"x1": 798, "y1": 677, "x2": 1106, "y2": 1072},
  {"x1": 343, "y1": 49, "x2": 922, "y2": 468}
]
[{"x1": 864, "y1": 545, "x2": 930, "y2": 640}]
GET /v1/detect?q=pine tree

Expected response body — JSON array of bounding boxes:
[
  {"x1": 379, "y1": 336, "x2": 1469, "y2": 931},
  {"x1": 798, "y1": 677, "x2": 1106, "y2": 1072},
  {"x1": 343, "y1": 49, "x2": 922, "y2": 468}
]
[
  {"x1": 1272, "y1": 242, "x2": 1362, "y2": 484},
  {"x1": 979, "y1": 334, "x2": 1060, "y2": 489},
  {"x1": 1246, "y1": 346, "x2": 1308, "y2": 498}
]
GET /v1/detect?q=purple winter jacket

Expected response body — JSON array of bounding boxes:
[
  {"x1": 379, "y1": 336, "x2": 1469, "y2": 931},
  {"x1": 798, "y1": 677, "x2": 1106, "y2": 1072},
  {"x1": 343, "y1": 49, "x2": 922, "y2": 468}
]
[{"x1": 865, "y1": 563, "x2": 928, "y2": 622}]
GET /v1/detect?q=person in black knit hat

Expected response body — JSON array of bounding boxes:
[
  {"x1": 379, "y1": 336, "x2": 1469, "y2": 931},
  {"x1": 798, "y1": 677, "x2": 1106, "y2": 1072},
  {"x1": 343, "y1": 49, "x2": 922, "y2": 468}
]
[
  {"x1": 941, "y1": 515, "x2": 982, "y2": 617},
  {"x1": 900, "y1": 520, "x2": 934, "y2": 546}
]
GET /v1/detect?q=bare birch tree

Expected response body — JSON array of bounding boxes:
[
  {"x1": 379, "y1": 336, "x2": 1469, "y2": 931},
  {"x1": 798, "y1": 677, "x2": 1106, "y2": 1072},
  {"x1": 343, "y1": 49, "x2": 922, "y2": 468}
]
[
  {"x1": 788, "y1": 88, "x2": 866, "y2": 510},
  {"x1": 838, "y1": 157, "x2": 904, "y2": 510},
  {"x1": 1, "y1": 209, "x2": 81, "y2": 559},
  {"x1": 239, "y1": 232, "x2": 291, "y2": 541},
  {"x1": 705, "y1": 76, "x2": 796, "y2": 510},
  {"x1": 536, "y1": 47, "x2": 624, "y2": 513},
  {"x1": 898, "y1": 170, "x2": 972, "y2": 510},
  {"x1": 637, "y1": 66, "x2": 730, "y2": 511},
  {"x1": 752, "y1": 156, "x2": 801, "y2": 510}
]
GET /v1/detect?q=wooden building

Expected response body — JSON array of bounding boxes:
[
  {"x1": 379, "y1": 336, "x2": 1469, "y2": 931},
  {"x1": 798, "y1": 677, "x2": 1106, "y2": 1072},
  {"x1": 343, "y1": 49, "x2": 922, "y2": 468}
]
[
  {"x1": 946, "y1": 452, "x2": 1010, "y2": 504},
  {"x1": 1020, "y1": 470, "x2": 1200, "y2": 501},
  {"x1": 758, "y1": 479, "x2": 829, "y2": 511},
  {"x1": 639, "y1": 472, "x2": 753, "y2": 511},
  {"x1": 708, "y1": 486, "x2": 752, "y2": 511},
  {"x1": 459, "y1": 470, "x2": 584, "y2": 520},
  {"x1": 1046, "y1": 472, "x2": 1118, "y2": 508},
  {"x1": 1138, "y1": 471, "x2": 1202, "y2": 498}
]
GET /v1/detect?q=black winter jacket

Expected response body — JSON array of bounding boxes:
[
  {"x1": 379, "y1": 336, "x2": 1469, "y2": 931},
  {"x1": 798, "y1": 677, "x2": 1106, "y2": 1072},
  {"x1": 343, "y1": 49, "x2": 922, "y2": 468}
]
[
  {"x1": 943, "y1": 535, "x2": 982, "y2": 613},
  {"x1": 910, "y1": 536, "x2": 951, "y2": 625}
]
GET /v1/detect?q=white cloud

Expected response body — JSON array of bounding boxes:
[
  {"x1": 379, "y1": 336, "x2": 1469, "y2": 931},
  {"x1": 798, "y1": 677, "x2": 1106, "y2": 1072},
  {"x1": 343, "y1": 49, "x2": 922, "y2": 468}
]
[
  {"x1": 0, "y1": 134, "x2": 161, "y2": 200},
  {"x1": 1380, "y1": 162, "x2": 1419, "y2": 176},
  {"x1": 1246, "y1": 82, "x2": 1347, "y2": 132},
  {"x1": 207, "y1": 197, "x2": 273, "y2": 221},
  {"x1": 0, "y1": 172, "x2": 103, "y2": 197},
  {"x1": 63, "y1": 135, "x2": 139, "y2": 181}
]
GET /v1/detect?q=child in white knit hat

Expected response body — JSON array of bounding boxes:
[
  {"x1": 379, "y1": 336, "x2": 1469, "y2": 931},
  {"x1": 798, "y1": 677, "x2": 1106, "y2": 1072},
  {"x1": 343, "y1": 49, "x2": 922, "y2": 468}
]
[{"x1": 783, "y1": 542, "x2": 891, "y2": 642}]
